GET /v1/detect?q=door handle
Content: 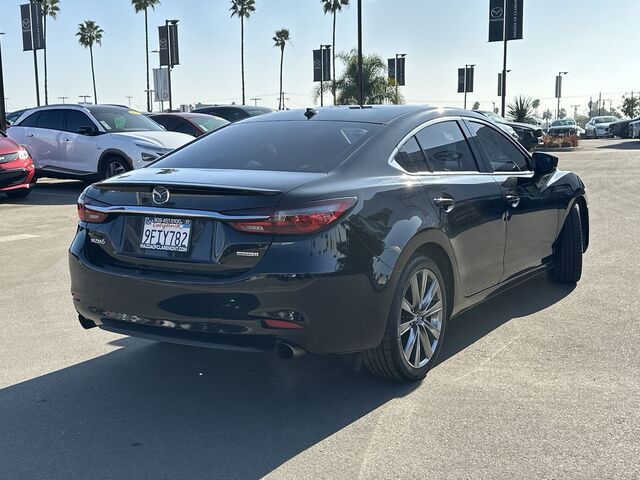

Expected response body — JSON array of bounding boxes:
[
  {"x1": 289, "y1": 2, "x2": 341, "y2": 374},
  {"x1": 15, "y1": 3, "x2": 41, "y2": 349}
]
[
  {"x1": 26, "y1": 133, "x2": 34, "y2": 137},
  {"x1": 505, "y1": 193, "x2": 520, "y2": 208},
  {"x1": 433, "y1": 196, "x2": 455, "y2": 212},
  {"x1": 61, "y1": 138, "x2": 71, "y2": 142}
]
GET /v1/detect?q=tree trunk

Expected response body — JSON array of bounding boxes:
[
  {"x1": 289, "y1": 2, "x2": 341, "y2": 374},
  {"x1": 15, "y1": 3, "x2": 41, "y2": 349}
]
[
  {"x1": 279, "y1": 46, "x2": 284, "y2": 110},
  {"x1": 44, "y1": 16, "x2": 48, "y2": 105},
  {"x1": 241, "y1": 17, "x2": 245, "y2": 105},
  {"x1": 90, "y1": 45, "x2": 97, "y2": 104},
  {"x1": 145, "y1": 8, "x2": 151, "y2": 112},
  {"x1": 332, "y1": 12, "x2": 337, "y2": 105}
]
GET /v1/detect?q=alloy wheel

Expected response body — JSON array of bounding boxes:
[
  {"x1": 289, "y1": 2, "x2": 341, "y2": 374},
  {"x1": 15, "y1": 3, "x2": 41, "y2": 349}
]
[
  {"x1": 399, "y1": 268, "x2": 443, "y2": 369},
  {"x1": 106, "y1": 161, "x2": 127, "y2": 178}
]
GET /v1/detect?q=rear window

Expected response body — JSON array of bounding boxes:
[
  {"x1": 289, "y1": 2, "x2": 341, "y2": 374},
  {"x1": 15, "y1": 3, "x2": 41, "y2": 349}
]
[{"x1": 154, "y1": 121, "x2": 379, "y2": 173}]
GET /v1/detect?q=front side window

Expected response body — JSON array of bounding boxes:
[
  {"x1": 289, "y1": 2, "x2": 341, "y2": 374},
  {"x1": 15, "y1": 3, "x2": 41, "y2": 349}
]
[
  {"x1": 65, "y1": 110, "x2": 95, "y2": 133},
  {"x1": 154, "y1": 121, "x2": 378, "y2": 173},
  {"x1": 468, "y1": 121, "x2": 530, "y2": 172},
  {"x1": 415, "y1": 121, "x2": 478, "y2": 172},
  {"x1": 394, "y1": 136, "x2": 429, "y2": 173}
]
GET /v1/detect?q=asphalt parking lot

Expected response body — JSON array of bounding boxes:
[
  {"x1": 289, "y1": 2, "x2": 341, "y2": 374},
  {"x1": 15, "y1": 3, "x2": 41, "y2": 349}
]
[{"x1": 1, "y1": 138, "x2": 639, "y2": 480}]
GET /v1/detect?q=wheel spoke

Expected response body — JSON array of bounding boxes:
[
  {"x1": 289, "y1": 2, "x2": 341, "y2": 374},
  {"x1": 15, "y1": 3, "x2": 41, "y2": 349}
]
[
  {"x1": 421, "y1": 300, "x2": 442, "y2": 318},
  {"x1": 413, "y1": 328, "x2": 421, "y2": 367},
  {"x1": 402, "y1": 298, "x2": 413, "y2": 315},
  {"x1": 403, "y1": 328, "x2": 417, "y2": 358},
  {"x1": 410, "y1": 275, "x2": 420, "y2": 310},
  {"x1": 399, "y1": 319, "x2": 413, "y2": 336},
  {"x1": 421, "y1": 277, "x2": 438, "y2": 310},
  {"x1": 419, "y1": 325, "x2": 434, "y2": 359},
  {"x1": 422, "y1": 318, "x2": 440, "y2": 341},
  {"x1": 419, "y1": 270, "x2": 428, "y2": 306}
]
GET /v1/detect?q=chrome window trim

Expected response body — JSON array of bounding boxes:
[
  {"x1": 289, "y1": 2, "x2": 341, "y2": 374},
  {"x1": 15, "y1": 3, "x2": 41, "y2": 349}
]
[
  {"x1": 86, "y1": 205, "x2": 270, "y2": 221},
  {"x1": 388, "y1": 115, "x2": 535, "y2": 176}
]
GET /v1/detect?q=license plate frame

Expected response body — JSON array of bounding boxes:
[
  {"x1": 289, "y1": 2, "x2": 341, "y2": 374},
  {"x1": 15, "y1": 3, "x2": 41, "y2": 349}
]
[{"x1": 140, "y1": 217, "x2": 192, "y2": 253}]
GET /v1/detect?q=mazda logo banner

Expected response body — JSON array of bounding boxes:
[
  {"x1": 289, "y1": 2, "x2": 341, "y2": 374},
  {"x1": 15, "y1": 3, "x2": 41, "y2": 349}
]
[{"x1": 489, "y1": 0, "x2": 523, "y2": 43}]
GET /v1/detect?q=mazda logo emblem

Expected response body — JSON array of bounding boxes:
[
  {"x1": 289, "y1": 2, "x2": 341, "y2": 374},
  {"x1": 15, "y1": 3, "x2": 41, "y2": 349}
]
[
  {"x1": 491, "y1": 7, "x2": 503, "y2": 18},
  {"x1": 23, "y1": 19, "x2": 31, "y2": 30},
  {"x1": 152, "y1": 186, "x2": 170, "y2": 205}
]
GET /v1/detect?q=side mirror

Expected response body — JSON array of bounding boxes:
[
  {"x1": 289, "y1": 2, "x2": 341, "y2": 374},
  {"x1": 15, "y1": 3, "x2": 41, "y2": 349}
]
[
  {"x1": 531, "y1": 152, "x2": 558, "y2": 174},
  {"x1": 78, "y1": 126, "x2": 100, "y2": 136}
]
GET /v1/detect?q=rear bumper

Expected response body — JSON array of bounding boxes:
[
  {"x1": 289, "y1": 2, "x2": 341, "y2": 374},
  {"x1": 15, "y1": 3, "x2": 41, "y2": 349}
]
[{"x1": 69, "y1": 233, "x2": 394, "y2": 355}]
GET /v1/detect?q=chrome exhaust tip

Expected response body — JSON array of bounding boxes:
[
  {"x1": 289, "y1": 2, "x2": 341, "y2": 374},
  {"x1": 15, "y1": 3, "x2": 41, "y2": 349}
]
[{"x1": 276, "y1": 342, "x2": 306, "y2": 359}]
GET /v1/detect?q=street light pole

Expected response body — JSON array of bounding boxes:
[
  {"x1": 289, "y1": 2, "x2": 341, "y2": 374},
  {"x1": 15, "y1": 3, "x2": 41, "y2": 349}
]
[
  {"x1": 500, "y1": 0, "x2": 508, "y2": 117},
  {"x1": 319, "y1": 44, "x2": 331, "y2": 107},
  {"x1": 126, "y1": 96, "x2": 134, "y2": 107},
  {"x1": 464, "y1": 64, "x2": 475, "y2": 110},
  {"x1": 557, "y1": 71, "x2": 568, "y2": 119},
  {"x1": 357, "y1": 0, "x2": 364, "y2": 106},
  {"x1": 166, "y1": 19, "x2": 179, "y2": 112}
]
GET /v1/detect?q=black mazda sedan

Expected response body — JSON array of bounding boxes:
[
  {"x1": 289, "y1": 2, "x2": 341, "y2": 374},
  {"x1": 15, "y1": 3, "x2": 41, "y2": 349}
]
[{"x1": 69, "y1": 105, "x2": 588, "y2": 382}]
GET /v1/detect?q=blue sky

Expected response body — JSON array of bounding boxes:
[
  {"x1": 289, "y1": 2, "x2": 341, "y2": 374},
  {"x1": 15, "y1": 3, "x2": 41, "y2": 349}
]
[{"x1": 1, "y1": 0, "x2": 639, "y2": 116}]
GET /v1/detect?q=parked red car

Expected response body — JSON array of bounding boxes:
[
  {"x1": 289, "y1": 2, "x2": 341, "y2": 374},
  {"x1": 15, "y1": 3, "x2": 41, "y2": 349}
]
[{"x1": 0, "y1": 130, "x2": 36, "y2": 199}]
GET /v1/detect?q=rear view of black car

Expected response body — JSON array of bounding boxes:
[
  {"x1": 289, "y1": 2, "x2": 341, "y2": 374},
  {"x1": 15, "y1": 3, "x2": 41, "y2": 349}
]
[{"x1": 69, "y1": 106, "x2": 588, "y2": 382}]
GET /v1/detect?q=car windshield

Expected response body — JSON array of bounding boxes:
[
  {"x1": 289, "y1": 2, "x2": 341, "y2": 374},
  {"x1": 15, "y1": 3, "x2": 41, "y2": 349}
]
[
  {"x1": 88, "y1": 106, "x2": 164, "y2": 132},
  {"x1": 245, "y1": 108, "x2": 274, "y2": 117},
  {"x1": 189, "y1": 116, "x2": 229, "y2": 133},
  {"x1": 154, "y1": 120, "x2": 379, "y2": 173},
  {"x1": 595, "y1": 117, "x2": 617, "y2": 124},
  {"x1": 551, "y1": 120, "x2": 575, "y2": 126}
]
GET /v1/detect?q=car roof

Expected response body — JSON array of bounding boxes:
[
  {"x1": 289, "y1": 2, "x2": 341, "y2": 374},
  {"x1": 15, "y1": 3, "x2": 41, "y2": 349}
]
[
  {"x1": 194, "y1": 105, "x2": 273, "y2": 112},
  {"x1": 240, "y1": 105, "x2": 448, "y2": 125},
  {"x1": 151, "y1": 112, "x2": 226, "y2": 120}
]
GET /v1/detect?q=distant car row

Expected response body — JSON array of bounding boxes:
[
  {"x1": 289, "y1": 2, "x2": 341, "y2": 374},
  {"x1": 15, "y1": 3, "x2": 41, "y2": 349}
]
[{"x1": 1, "y1": 104, "x2": 275, "y2": 191}]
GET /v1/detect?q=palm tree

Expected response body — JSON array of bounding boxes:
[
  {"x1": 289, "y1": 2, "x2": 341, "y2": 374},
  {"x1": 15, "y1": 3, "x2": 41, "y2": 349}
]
[
  {"x1": 76, "y1": 20, "x2": 104, "y2": 105},
  {"x1": 38, "y1": 0, "x2": 61, "y2": 106},
  {"x1": 315, "y1": 50, "x2": 403, "y2": 105},
  {"x1": 507, "y1": 95, "x2": 534, "y2": 123},
  {"x1": 273, "y1": 28, "x2": 290, "y2": 110},
  {"x1": 132, "y1": 0, "x2": 161, "y2": 112},
  {"x1": 230, "y1": 0, "x2": 256, "y2": 105},
  {"x1": 321, "y1": 0, "x2": 349, "y2": 105}
]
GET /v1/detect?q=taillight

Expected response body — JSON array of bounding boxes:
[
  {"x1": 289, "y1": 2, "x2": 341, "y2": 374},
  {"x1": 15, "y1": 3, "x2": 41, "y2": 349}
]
[
  {"x1": 77, "y1": 201, "x2": 109, "y2": 223},
  {"x1": 229, "y1": 197, "x2": 356, "y2": 235}
]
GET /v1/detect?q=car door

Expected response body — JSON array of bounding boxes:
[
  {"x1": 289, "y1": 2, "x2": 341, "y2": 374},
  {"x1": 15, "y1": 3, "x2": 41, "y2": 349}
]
[
  {"x1": 29, "y1": 109, "x2": 66, "y2": 170},
  {"x1": 398, "y1": 119, "x2": 506, "y2": 297},
  {"x1": 59, "y1": 109, "x2": 102, "y2": 174},
  {"x1": 465, "y1": 119, "x2": 560, "y2": 281}
]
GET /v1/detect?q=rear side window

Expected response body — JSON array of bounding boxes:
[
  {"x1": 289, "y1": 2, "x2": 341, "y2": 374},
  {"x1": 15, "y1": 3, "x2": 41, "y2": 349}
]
[
  {"x1": 468, "y1": 121, "x2": 530, "y2": 172},
  {"x1": 37, "y1": 110, "x2": 65, "y2": 130},
  {"x1": 394, "y1": 137, "x2": 429, "y2": 173},
  {"x1": 154, "y1": 121, "x2": 379, "y2": 173},
  {"x1": 415, "y1": 121, "x2": 478, "y2": 172},
  {"x1": 18, "y1": 111, "x2": 41, "y2": 127}
]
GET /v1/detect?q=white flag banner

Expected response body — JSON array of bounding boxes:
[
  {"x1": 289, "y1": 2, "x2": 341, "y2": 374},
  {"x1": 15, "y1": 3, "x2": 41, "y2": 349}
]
[{"x1": 153, "y1": 68, "x2": 170, "y2": 102}]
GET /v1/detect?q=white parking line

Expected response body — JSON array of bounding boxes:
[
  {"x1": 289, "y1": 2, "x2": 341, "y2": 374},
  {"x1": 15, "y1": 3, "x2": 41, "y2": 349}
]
[{"x1": 0, "y1": 234, "x2": 40, "y2": 243}]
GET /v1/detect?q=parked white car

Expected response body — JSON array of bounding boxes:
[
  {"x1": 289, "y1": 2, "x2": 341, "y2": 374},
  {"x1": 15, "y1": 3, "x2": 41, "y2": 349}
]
[
  {"x1": 584, "y1": 116, "x2": 618, "y2": 139},
  {"x1": 630, "y1": 119, "x2": 640, "y2": 139},
  {"x1": 8, "y1": 104, "x2": 193, "y2": 180}
]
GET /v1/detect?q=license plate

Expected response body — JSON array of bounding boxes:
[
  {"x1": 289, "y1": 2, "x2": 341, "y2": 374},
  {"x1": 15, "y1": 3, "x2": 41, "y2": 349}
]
[{"x1": 140, "y1": 217, "x2": 192, "y2": 252}]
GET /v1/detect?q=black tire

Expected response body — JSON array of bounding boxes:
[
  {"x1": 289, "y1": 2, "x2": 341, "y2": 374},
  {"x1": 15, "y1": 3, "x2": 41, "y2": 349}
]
[
  {"x1": 5, "y1": 188, "x2": 31, "y2": 199},
  {"x1": 364, "y1": 255, "x2": 449, "y2": 382},
  {"x1": 549, "y1": 203, "x2": 583, "y2": 284},
  {"x1": 98, "y1": 156, "x2": 130, "y2": 180}
]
